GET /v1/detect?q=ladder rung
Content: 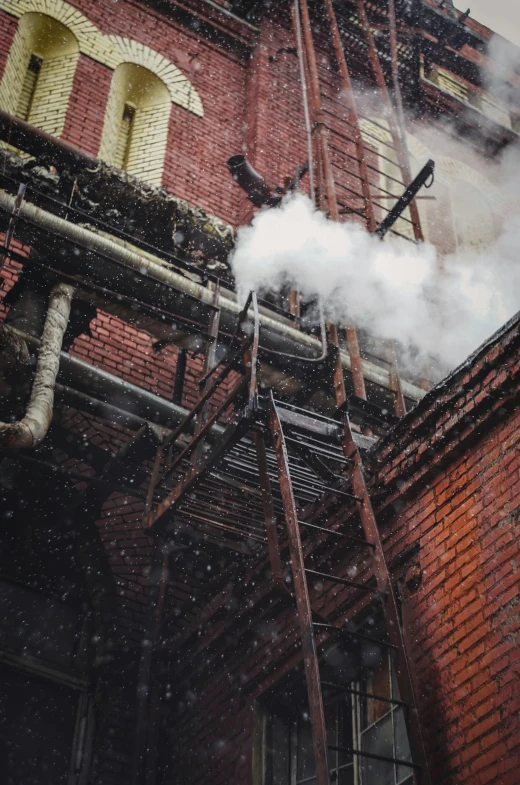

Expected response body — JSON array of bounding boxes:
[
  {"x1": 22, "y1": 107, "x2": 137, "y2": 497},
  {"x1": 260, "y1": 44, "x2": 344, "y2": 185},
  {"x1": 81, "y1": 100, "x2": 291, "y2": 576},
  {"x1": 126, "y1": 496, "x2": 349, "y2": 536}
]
[
  {"x1": 313, "y1": 622, "x2": 398, "y2": 651},
  {"x1": 306, "y1": 569, "x2": 385, "y2": 596},
  {"x1": 298, "y1": 521, "x2": 375, "y2": 549},
  {"x1": 321, "y1": 682, "x2": 408, "y2": 709},
  {"x1": 298, "y1": 482, "x2": 361, "y2": 502},
  {"x1": 328, "y1": 745, "x2": 419, "y2": 770}
]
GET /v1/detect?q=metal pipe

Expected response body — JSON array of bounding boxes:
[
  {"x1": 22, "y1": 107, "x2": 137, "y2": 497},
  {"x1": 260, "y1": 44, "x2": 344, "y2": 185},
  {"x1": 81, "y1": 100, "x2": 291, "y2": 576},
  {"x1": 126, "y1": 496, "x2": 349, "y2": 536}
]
[
  {"x1": 227, "y1": 155, "x2": 282, "y2": 207},
  {"x1": 0, "y1": 283, "x2": 74, "y2": 448},
  {"x1": 292, "y1": 0, "x2": 315, "y2": 202},
  {"x1": 9, "y1": 325, "x2": 205, "y2": 433},
  {"x1": 0, "y1": 189, "x2": 425, "y2": 400},
  {"x1": 55, "y1": 384, "x2": 164, "y2": 435},
  {"x1": 0, "y1": 109, "x2": 98, "y2": 170}
]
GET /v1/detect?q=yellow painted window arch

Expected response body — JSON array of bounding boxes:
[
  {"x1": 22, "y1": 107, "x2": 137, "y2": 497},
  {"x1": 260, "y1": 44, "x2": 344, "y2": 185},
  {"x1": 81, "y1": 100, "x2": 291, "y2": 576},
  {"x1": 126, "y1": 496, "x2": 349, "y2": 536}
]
[
  {"x1": 0, "y1": 13, "x2": 79, "y2": 138},
  {"x1": 99, "y1": 63, "x2": 171, "y2": 188}
]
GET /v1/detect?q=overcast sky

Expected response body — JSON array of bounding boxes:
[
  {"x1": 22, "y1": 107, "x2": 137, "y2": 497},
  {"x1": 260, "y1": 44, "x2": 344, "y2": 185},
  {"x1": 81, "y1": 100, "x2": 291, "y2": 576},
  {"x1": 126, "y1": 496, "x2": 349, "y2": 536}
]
[{"x1": 455, "y1": 0, "x2": 520, "y2": 46}]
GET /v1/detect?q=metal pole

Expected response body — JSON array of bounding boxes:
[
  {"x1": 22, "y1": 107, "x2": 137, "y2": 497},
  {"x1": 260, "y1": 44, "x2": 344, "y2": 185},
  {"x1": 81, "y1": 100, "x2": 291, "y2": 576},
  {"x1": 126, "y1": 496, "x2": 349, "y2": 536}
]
[
  {"x1": 297, "y1": 0, "x2": 369, "y2": 405},
  {"x1": 254, "y1": 429, "x2": 284, "y2": 587},
  {"x1": 321, "y1": 0, "x2": 411, "y2": 413},
  {"x1": 354, "y1": 0, "x2": 424, "y2": 241},
  {"x1": 340, "y1": 424, "x2": 430, "y2": 785},
  {"x1": 268, "y1": 395, "x2": 331, "y2": 785},
  {"x1": 321, "y1": 0, "x2": 376, "y2": 232},
  {"x1": 298, "y1": 0, "x2": 338, "y2": 218}
]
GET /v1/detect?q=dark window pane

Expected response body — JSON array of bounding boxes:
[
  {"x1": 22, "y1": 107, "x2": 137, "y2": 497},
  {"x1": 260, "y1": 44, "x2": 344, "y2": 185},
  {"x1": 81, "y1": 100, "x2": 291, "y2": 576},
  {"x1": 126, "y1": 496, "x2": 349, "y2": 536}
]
[
  {"x1": 361, "y1": 713, "x2": 394, "y2": 785},
  {"x1": 267, "y1": 714, "x2": 290, "y2": 785},
  {"x1": 297, "y1": 717, "x2": 316, "y2": 784},
  {"x1": 394, "y1": 708, "x2": 412, "y2": 784}
]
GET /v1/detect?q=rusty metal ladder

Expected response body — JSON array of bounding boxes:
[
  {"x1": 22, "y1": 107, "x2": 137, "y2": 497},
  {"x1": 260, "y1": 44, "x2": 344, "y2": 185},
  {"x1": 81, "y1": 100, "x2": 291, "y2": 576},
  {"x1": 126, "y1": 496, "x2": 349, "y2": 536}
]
[{"x1": 266, "y1": 392, "x2": 431, "y2": 785}]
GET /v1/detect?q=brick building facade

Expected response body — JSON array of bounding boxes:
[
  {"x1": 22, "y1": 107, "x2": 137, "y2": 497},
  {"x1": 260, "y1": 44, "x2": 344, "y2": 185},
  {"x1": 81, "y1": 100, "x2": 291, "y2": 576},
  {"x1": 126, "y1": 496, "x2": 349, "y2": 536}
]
[{"x1": 0, "y1": 1, "x2": 518, "y2": 784}]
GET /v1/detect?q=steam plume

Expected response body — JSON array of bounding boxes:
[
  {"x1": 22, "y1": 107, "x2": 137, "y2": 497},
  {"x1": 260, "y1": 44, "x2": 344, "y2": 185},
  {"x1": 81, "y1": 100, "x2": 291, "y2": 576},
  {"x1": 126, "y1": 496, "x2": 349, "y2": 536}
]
[{"x1": 231, "y1": 192, "x2": 518, "y2": 371}]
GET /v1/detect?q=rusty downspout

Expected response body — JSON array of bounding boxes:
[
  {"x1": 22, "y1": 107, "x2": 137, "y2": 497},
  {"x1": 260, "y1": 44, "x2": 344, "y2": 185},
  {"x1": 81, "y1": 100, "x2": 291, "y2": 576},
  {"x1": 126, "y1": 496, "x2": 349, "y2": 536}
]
[{"x1": 0, "y1": 282, "x2": 75, "y2": 448}]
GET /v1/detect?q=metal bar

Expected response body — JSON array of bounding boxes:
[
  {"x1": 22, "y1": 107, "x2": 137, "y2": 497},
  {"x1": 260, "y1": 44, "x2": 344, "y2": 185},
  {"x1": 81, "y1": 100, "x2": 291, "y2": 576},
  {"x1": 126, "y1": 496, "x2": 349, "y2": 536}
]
[
  {"x1": 286, "y1": 439, "x2": 338, "y2": 485},
  {"x1": 247, "y1": 292, "x2": 260, "y2": 413},
  {"x1": 298, "y1": 521, "x2": 374, "y2": 549},
  {"x1": 267, "y1": 392, "x2": 331, "y2": 785},
  {"x1": 305, "y1": 569, "x2": 384, "y2": 595},
  {"x1": 148, "y1": 415, "x2": 252, "y2": 528},
  {"x1": 322, "y1": 0, "x2": 377, "y2": 231},
  {"x1": 384, "y1": 339, "x2": 407, "y2": 418},
  {"x1": 192, "y1": 282, "x2": 221, "y2": 470},
  {"x1": 328, "y1": 745, "x2": 418, "y2": 769},
  {"x1": 276, "y1": 405, "x2": 341, "y2": 439},
  {"x1": 175, "y1": 509, "x2": 266, "y2": 544},
  {"x1": 255, "y1": 429, "x2": 284, "y2": 584},
  {"x1": 312, "y1": 622, "x2": 397, "y2": 651},
  {"x1": 375, "y1": 159, "x2": 435, "y2": 239},
  {"x1": 354, "y1": 0, "x2": 424, "y2": 241},
  {"x1": 158, "y1": 346, "x2": 246, "y2": 457},
  {"x1": 321, "y1": 682, "x2": 408, "y2": 709},
  {"x1": 141, "y1": 444, "x2": 166, "y2": 529},
  {"x1": 196, "y1": 290, "x2": 254, "y2": 386},
  {"x1": 298, "y1": 0, "x2": 338, "y2": 218},
  {"x1": 159, "y1": 375, "x2": 247, "y2": 483},
  {"x1": 339, "y1": 419, "x2": 431, "y2": 785}
]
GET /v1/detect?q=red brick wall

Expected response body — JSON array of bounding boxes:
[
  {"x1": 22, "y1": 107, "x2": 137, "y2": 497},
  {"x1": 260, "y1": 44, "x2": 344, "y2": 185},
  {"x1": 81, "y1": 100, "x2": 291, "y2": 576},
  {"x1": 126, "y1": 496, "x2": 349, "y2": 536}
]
[
  {"x1": 61, "y1": 55, "x2": 113, "y2": 157},
  {"x1": 0, "y1": 0, "x2": 248, "y2": 226},
  {"x1": 165, "y1": 320, "x2": 519, "y2": 785},
  {"x1": 389, "y1": 408, "x2": 520, "y2": 785}
]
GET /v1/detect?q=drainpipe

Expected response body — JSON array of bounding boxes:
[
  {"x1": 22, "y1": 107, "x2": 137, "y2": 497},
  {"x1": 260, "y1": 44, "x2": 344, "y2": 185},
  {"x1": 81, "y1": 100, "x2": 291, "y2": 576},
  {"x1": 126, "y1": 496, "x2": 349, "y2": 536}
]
[{"x1": 0, "y1": 282, "x2": 74, "y2": 448}]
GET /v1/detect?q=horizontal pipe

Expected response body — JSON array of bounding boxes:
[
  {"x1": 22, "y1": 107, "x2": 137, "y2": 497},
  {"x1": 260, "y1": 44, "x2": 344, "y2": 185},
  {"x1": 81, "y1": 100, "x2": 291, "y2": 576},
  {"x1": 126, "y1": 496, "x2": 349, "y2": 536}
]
[
  {"x1": 0, "y1": 109, "x2": 98, "y2": 169},
  {"x1": 55, "y1": 384, "x2": 165, "y2": 437},
  {"x1": 11, "y1": 326, "x2": 225, "y2": 436},
  {"x1": 0, "y1": 189, "x2": 425, "y2": 401}
]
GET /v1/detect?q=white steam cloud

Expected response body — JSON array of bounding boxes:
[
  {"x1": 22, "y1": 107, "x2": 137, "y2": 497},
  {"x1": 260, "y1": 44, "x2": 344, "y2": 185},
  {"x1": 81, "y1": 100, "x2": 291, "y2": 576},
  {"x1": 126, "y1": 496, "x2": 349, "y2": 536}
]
[{"x1": 231, "y1": 192, "x2": 518, "y2": 371}]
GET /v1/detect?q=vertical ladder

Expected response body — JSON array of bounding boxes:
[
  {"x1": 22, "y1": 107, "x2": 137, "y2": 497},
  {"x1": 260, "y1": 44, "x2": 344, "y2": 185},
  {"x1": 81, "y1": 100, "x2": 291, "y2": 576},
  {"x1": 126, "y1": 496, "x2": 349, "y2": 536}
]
[
  {"x1": 266, "y1": 392, "x2": 431, "y2": 785},
  {"x1": 296, "y1": 0, "x2": 415, "y2": 417}
]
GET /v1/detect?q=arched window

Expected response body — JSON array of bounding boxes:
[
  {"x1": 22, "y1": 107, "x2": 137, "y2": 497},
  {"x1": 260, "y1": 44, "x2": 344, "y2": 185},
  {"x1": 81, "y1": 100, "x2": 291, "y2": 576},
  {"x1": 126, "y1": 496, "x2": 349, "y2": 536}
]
[
  {"x1": 0, "y1": 13, "x2": 79, "y2": 137},
  {"x1": 99, "y1": 63, "x2": 171, "y2": 187}
]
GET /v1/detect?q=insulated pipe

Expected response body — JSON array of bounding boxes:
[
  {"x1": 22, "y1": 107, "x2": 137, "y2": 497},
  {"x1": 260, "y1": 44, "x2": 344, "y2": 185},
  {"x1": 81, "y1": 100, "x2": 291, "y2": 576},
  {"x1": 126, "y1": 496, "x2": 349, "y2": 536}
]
[
  {"x1": 0, "y1": 282, "x2": 74, "y2": 448},
  {"x1": 0, "y1": 189, "x2": 425, "y2": 401}
]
